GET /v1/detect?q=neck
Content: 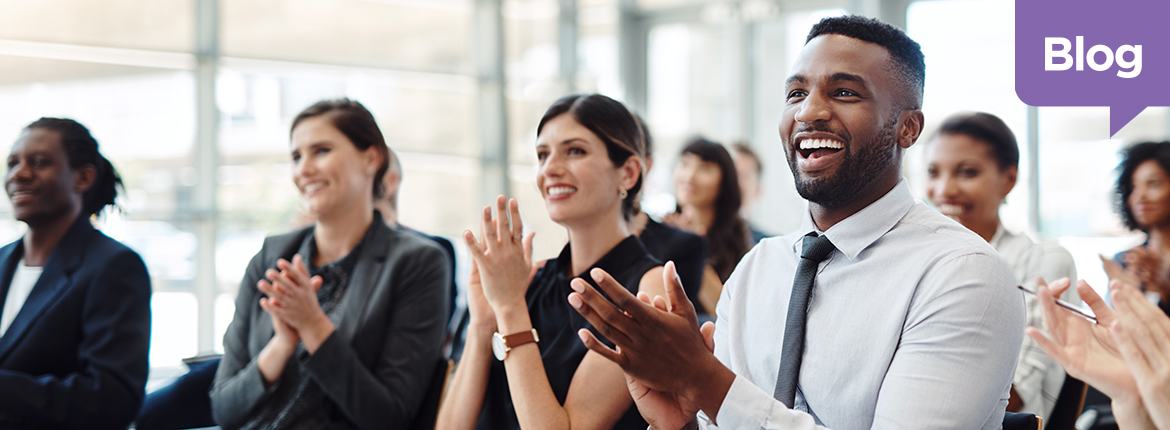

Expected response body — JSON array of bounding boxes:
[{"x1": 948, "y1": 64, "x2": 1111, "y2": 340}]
[
  {"x1": 969, "y1": 216, "x2": 1001, "y2": 243},
  {"x1": 23, "y1": 210, "x2": 82, "y2": 267},
  {"x1": 809, "y1": 172, "x2": 900, "y2": 232},
  {"x1": 627, "y1": 212, "x2": 650, "y2": 237},
  {"x1": 681, "y1": 204, "x2": 716, "y2": 235},
  {"x1": 313, "y1": 206, "x2": 374, "y2": 266},
  {"x1": 1148, "y1": 227, "x2": 1170, "y2": 251},
  {"x1": 566, "y1": 213, "x2": 631, "y2": 276}
]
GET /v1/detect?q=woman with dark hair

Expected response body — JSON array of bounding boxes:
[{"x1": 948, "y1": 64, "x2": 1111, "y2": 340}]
[
  {"x1": 924, "y1": 111, "x2": 1078, "y2": 422},
  {"x1": 211, "y1": 98, "x2": 450, "y2": 429},
  {"x1": 664, "y1": 138, "x2": 750, "y2": 313},
  {"x1": 0, "y1": 118, "x2": 151, "y2": 429},
  {"x1": 1104, "y1": 140, "x2": 1170, "y2": 317},
  {"x1": 436, "y1": 94, "x2": 669, "y2": 430}
]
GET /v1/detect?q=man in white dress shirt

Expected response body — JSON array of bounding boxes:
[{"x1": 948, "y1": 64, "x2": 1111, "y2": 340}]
[{"x1": 566, "y1": 15, "x2": 1025, "y2": 429}]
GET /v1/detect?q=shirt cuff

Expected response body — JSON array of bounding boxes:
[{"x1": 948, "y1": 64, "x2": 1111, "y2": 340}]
[{"x1": 705, "y1": 375, "x2": 779, "y2": 429}]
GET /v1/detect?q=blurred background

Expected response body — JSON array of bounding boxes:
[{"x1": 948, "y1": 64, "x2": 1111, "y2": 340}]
[{"x1": 0, "y1": 0, "x2": 1166, "y2": 375}]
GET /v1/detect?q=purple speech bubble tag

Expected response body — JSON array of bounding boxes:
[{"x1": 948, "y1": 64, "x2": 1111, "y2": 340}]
[{"x1": 1016, "y1": 0, "x2": 1170, "y2": 136}]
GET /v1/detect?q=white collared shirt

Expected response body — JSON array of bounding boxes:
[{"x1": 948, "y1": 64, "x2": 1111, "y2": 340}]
[
  {"x1": 989, "y1": 225, "x2": 1078, "y2": 424},
  {"x1": 701, "y1": 180, "x2": 1025, "y2": 429},
  {"x1": 0, "y1": 260, "x2": 43, "y2": 337}
]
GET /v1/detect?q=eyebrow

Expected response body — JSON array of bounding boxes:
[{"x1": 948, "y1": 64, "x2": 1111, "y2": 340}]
[
  {"x1": 785, "y1": 73, "x2": 867, "y2": 86},
  {"x1": 290, "y1": 141, "x2": 331, "y2": 155}
]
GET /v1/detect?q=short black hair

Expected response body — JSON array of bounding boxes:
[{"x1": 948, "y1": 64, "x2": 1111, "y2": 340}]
[
  {"x1": 936, "y1": 112, "x2": 1019, "y2": 170},
  {"x1": 806, "y1": 15, "x2": 925, "y2": 110},
  {"x1": 1116, "y1": 141, "x2": 1170, "y2": 231},
  {"x1": 25, "y1": 117, "x2": 123, "y2": 218}
]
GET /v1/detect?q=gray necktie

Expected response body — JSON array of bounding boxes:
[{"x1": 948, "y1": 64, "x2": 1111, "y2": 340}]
[{"x1": 774, "y1": 232, "x2": 836, "y2": 408}]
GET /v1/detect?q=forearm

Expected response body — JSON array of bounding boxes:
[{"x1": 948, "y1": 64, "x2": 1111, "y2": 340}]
[
  {"x1": 436, "y1": 327, "x2": 495, "y2": 430},
  {"x1": 257, "y1": 336, "x2": 297, "y2": 385},
  {"x1": 300, "y1": 313, "x2": 336, "y2": 355},
  {"x1": 682, "y1": 356, "x2": 735, "y2": 426},
  {"x1": 496, "y1": 303, "x2": 572, "y2": 430},
  {"x1": 1112, "y1": 396, "x2": 1156, "y2": 430}
]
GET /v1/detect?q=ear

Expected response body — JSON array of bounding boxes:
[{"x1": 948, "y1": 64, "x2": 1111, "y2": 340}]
[
  {"x1": 364, "y1": 147, "x2": 383, "y2": 176},
  {"x1": 384, "y1": 169, "x2": 401, "y2": 195},
  {"x1": 897, "y1": 110, "x2": 925, "y2": 149},
  {"x1": 618, "y1": 155, "x2": 643, "y2": 191},
  {"x1": 74, "y1": 165, "x2": 96, "y2": 194},
  {"x1": 644, "y1": 156, "x2": 655, "y2": 174},
  {"x1": 1001, "y1": 165, "x2": 1018, "y2": 198}
]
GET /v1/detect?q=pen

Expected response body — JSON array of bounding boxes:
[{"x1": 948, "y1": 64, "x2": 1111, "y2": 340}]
[{"x1": 1017, "y1": 285, "x2": 1097, "y2": 322}]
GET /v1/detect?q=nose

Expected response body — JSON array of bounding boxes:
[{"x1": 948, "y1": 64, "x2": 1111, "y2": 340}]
[
  {"x1": 6, "y1": 160, "x2": 32, "y2": 184},
  {"x1": 793, "y1": 92, "x2": 832, "y2": 124},
  {"x1": 931, "y1": 174, "x2": 959, "y2": 201},
  {"x1": 540, "y1": 152, "x2": 566, "y2": 181},
  {"x1": 293, "y1": 155, "x2": 316, "y2": 182}
]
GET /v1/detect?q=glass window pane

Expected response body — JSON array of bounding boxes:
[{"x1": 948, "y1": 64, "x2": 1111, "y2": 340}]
[
  {"x1": 222, "y1": 0, "x2": 470, "y2": 72},
  {"x1": 0, "y1": 0, "x2": 193, "y2": 52}
]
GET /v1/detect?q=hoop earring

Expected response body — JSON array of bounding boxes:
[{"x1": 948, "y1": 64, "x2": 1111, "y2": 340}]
[{"x1": 619, "y1": 188, "x2": 628, "y2": 199}]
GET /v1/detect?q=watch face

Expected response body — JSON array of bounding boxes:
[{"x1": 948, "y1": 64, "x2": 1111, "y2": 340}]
[{"x1": 492, "y1": 333, "x2": 507, "y2": 361}]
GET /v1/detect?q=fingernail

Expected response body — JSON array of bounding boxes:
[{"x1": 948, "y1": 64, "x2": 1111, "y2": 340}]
[
  {"x1": 568, "y1": 293, "x2": 583, "y2": 309},
  {"x1": 570, "y1": 280, "x2": 583, "y2": 293},
  {"x1": 577, "y1": 329, "x2": 589, "y2": 343}
]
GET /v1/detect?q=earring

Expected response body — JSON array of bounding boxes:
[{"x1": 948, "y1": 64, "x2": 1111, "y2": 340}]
[
  {"x1": 367, "y1": 167, "x2": 375, "y2": 175},
  {"x1": 619, "y1": 188, "x2": 628, "y2": 199}
]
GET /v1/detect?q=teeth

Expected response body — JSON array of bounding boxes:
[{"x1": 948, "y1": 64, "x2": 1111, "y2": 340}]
[
  {"x1": 937, "y1": 204, "x2": 965, "y2": 215},
  {"x1": 303, "y1": 182, "x2": 324, "y2": 194},
  {"x1": 799, "y1": 139, "x2": 844, "y2": 150},
  {"x1": 548, "y1": 186, "x2": 577, "y2": 196}
]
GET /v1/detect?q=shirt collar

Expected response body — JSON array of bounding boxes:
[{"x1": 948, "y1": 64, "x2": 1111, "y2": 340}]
[
  {"x1": 988, "y1": 223, "x2": 1007, "y2": 248},
  {"x1": 796, "y1": 179, "x2": 916, "y2": 261}
]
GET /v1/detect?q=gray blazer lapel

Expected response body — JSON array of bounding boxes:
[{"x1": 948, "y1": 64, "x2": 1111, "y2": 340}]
[{"x1": 332, "y1": 221, "x2": 393, "y2": 343}]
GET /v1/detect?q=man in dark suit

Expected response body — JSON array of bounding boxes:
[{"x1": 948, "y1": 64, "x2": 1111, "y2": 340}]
[{"x1": 0, "y1": 118, "x2": 152, "y2": 429}]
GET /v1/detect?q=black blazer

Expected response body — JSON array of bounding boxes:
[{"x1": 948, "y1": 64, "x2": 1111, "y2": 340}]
[
  {"x1": 638, "y1": 218, "x2": 708, "y2": 311},
  {"x1": 211, "y1": 218, "x2": 451, "y2": 430},
  {"x1": 0, "y1": 215, "x2": 152, "y2": 429}
]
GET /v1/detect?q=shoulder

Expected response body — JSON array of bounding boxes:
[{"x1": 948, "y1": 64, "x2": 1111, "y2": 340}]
[
  {"x1": 85, "y1": 229, "x2": 148, "y2": 271},
  {"x1": 890, "y1": 203, "x2": 1004, "y2": 261}
]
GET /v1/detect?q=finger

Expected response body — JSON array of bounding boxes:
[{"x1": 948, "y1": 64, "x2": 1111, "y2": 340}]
[
  {"x1": 522, "y1": 232, "x2": 535, "y2": 265},
  {"x1": 701, "y1": 321, "x2": 716, "y2": 353},
  {"x1": 493, "y1": 195, "x2": 508, "y2": 245},
  {"x1": 576, "y1": 328, "x2": 627, "y2": 367},
  {"x1": 480, "y1": 205, "x2": 498, "y2": 252},
  {"x1": 463, "y1": 230, "x2": 487, "y2": 262},
  {"x1": 1047, "y1": 277, "x2": 1072, "y2": 298},
  {"x1": 258, "y1": 278, "x2": 285, "y2": 299},
  {"x1": 589, "y1": 268, "x2": 655, "y2": 321},
  {"x1": 1025, "y1": 327, "x2": 1071, "y2": 369},
  {"x1": 276, "y1": 257, "x2": 308, "y2": 290},
  {"x1": 508, "y1": 198, "x2": 523, "y2": 241},
  {"x1": 662, "y1": 261, "x2": 697, "y2": 320},
  {"x1": 1114, "y1": 284, "x2": 1170, "y2": 355},
  {"x1": 1077, "y1": 280, "x2": 1115, "y2": 326},
  {"x1": 1035, "y1": 284, "x2": 1067, "y2": 344},
  {"x1": 567, "y1": 280, "x2": 636, "y2": 347},
  {"x1": 636, "y1": 291, "x2": 652, "y2": 305},
  {"x1": 1111, "y1": 319, "x2": 1158, "y2": 384},
  {"x1": 292, "y1": 254, "x2": 313, "y2": 287},
  {"x1": 652, "y1": 295, "x2": 668, "y2": 312},
  {"x1": 311, "y1": 275, "x2": 323, "y2": 293}
]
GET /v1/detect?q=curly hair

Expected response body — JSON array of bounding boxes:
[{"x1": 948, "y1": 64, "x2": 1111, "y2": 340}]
[
  {"x1": 25, "y1": 118, "x2": 123, "y2": 217},
  {"x1": 1116, "y1": 141, "x2": 1170, "y2": 231}
]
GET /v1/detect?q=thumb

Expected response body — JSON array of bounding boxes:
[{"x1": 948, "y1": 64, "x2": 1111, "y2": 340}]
[
  {"x1": 662, "y1": 261, "x2": 696, "y2": 319},
  {"x1": 700, "y1": 321, "x2": 716, "y2": 353}
]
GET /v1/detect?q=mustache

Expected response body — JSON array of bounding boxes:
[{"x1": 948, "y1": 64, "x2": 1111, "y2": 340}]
[{"x1": 793, "y1": 122, "x2": 846, "y2": 137}]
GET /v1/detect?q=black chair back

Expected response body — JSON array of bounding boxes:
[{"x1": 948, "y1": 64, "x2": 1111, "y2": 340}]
[
  {"x1": 1004, "y1": 412, "x2": 1040, "y2": 430},
  {"x1": 408, "y1": 358, "x2": 453, "y2": 430},
  {"x1": 1046, "y1": 376, "x2": 1089, "y2": 430}
]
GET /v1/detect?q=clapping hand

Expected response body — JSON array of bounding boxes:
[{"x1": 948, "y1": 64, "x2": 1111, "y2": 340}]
[
  {"x1": 257, "y1": 254, "x2": 335, "y2": 353},
  {"x1": 568, "y1": 261, "x2": 730, "y2": 429},
  {"x1": 463, "y1": 195, "x2": 535, "y2": 316},
  {"x1": 1111, "y1": 282, "x2": 1170, "y2": 430}
]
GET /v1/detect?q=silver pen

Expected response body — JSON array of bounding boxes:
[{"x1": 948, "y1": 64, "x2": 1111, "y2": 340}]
[{"x1": 1017, "y1": 285, "x2": 1097, "y2": 322}]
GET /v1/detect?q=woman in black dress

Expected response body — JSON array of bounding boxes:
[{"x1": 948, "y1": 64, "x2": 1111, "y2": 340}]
[{"x1": 437, "y1": 94, "x2": 668, "y2": 430}]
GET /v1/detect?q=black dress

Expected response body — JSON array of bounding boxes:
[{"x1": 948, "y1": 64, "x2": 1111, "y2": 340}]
[
  {"x1": 638, "y1": 218, "x2": 708, "y2": 313},
  {"x1": 476, "y1": 236, "x2": 661, "y2": 430}
]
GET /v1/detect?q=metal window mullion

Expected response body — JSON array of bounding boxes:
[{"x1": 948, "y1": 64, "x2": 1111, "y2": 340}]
[{"x1": 194, "y1": 0, "x2": 220, "y2": 355}]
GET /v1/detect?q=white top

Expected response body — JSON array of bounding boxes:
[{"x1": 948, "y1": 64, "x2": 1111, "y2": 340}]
[
  {"x1": 989, "y1": 225, "x2": 1078, "y2": 425},
  {"x1": 0, "y1": 260, "x2": 44, "y2": 337},
  {"x1": 701, "y1": 180, "x2": 1025, "y2": 429}
]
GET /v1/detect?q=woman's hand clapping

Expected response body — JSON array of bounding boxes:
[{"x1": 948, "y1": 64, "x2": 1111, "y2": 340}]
[{"x1": 463, "y1": 195, "x2": 535, "y2": 319}]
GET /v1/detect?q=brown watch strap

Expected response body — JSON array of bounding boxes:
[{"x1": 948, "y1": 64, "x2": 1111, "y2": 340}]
[{"x1": 503, "y1": 329, "x2": 539, "y2": 349}]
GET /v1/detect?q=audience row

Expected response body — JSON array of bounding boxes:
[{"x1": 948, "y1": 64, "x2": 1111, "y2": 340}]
[{"x1": 4, "y1": 14, "x2": 1170, "y2": 430}]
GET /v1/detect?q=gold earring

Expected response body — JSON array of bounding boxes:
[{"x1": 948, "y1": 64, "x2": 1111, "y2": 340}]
[{"x1": 619, "y1": 188, "x2": 628, "y2": 199}]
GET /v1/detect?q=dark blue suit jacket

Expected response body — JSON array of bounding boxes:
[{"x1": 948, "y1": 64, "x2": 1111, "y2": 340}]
[{"x1": 0, "y1": 216, "x2": 152, "y2": 429}]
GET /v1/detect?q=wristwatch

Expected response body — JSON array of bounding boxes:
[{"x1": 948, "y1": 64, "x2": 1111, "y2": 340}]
[{"x1": 492, "y1": 329, "x2": 539, "y2": 361}]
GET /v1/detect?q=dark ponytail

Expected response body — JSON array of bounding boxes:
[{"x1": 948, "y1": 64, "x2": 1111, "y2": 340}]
[{"x1": 25, "y1": 118, "x2": 123, "y2": 217}]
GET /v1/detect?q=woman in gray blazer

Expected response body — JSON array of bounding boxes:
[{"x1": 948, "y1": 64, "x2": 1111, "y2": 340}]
[{"x1": 211, "y1": 99, "x2": 450, "y2": 430}]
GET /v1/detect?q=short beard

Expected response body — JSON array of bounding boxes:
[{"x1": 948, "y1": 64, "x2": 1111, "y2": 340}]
[{"x1": 790, "y1": 119, "x2": 899, "y2": 208}]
